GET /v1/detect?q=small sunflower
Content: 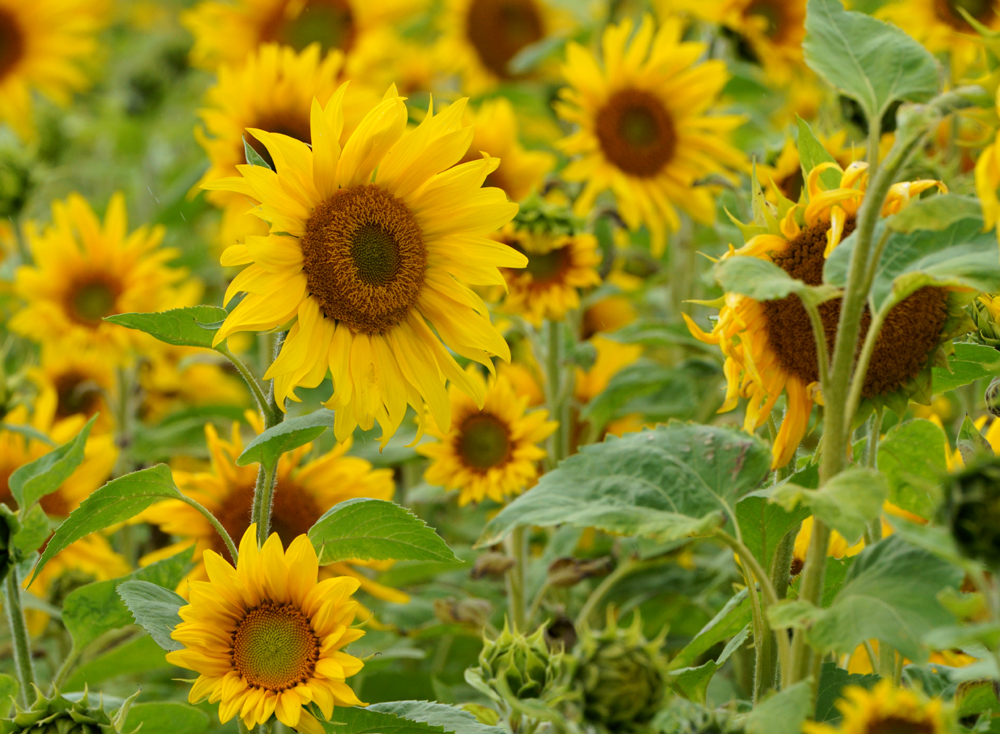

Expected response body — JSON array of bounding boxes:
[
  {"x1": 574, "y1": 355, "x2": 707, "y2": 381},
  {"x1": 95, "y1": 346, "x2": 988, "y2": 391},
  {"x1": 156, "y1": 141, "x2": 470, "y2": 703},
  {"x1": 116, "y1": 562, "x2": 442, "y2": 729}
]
[
  {"x1": 28, "y1": 348, "x2": 115, "y2": 433},
  {"x1": 207, "y1": 86, "x2": 521, "y2": 446},
  {"x1": 685, "y1": 163, "x2": 962, "y2": 468},
  {"x1": 182, "y1": 0, "x2": 422, "y2": 70},
  {"x1": 0, "y1": 0, "x2": 106, "y2": 140},
  {"x1": 416, "y1": 369, "x2": 557, "y2": 506},
  {"x1": 555, "y1": 15, "x2": 745, "y2": 257},
  {"x1": 167, "y1": 525, "x2": 366, "y2": 734},
  {"x1": 12, "y1": 193, "x2": 199, "y2": 364},
  {"x1": 144, "y1": 414, "x2": 403, "y2": 603},
  {"x1": 492, "y1": 222, "x2": 602, "y2": 326},
  {"x1": 804, "y1": 680, "x2": 946, "y2": 734},
  {"x1": 438, "y1": 0, "x2": 570, "y2": 94}
]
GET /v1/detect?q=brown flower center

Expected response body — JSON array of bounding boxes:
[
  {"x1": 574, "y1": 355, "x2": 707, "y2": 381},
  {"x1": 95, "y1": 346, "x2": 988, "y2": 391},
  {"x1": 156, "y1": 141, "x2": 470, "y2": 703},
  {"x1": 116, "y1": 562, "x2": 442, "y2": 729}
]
[
  {"x1": 459, "y1": 413, "x2": 512, "y2": 471},
  {"x1": 595, "y1": 88, "x2": 676, "y2": 178},
  {"x1": 868, "y1": 716, "x2": 937, "y2": 734},
  {"x1": 53, "y1": 371, "x2": 104, "y2": 421},
  {"x1": 933, "y1": 0, "x2": 996, "y2": 30},
  {"x1": 506, "y1": 239, "x2": 570, "y2": 286},
  {"x1": 746, "y1": 0, "x2": 792, "y2": 41},
  {"x1": 762, "y1": 219, "x2": 949, "y2": 397},
  {"x1": 246, "y1": 112, "x2": 313, "y2": 171},
  {"x1": 211, "y1": 478, "x2": 323, "y2": 554},
  {"x1": 0, "y1": 469, "x2": 72, "y2": 516},
  {"x1": 269, "y1": 0, "x2": 357, "y2": 55},
  {"x1": 300, "y1": 184, "x2": 427, "y2": 334},
  {"x1": 0, "y1": 8, "x2": 24, "y2": 81},
  {"x1": 66, "y1": 277, "x2": 121, "y2": 327},
  {"x1": 231, "y1": 601, "x2": 319, "y2": 691},
  {"x1": 465, "y1": 0, "x2": 544, "y2": 79},
  {"x1": 777, "y1": 168, "x2": 805, "y2": 201}
]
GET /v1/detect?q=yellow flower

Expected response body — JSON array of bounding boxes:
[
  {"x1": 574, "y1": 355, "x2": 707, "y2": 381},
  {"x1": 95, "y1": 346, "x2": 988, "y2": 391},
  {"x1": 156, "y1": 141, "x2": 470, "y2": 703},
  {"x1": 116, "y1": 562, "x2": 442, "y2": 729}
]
[
  {"x1": 12, "y1": 193, "x2": 199, "y2": 364},
  {"x1": 976, "y1": 89, "x2": 1000, "y2": 241},
  {"x1": 555, "y1": 15, "x2": 745, "y2": 257},
  {"x1": 207, "y1": 87, "x2": 521, "y2": 446},
  {"x1": 437, "y1": 0, "x2": 571, "y2": 94},
  {"x1": 491, "y1": 222, "x2": 601, "y2": 326},
  {"x1": 137, "y1": 345, "x2": 249, "y2": 424},
  {"x1": 182, "y1": 0, "x2": 422, "y2": 70},
  {"x1": 143, "y1": 414, "x2": 404, "y2": 604},
  {"x1": 417, "y1": 369, "x2": 557, "y2": 506},
  {"x1": 195, "y1": 43, "x2": 380, "y2": 248},
  {"x1": 28, "y1": 348, "x2": 115, "y2": 434},
  {"x1": 685, "y1": 163, "x2": 954, "y2": 468},
  {"x1": 348, "y1": 27, "x2": 443, "y2": 97},
  {"x1": 498, "y1": 361, "x2": 546, "y2": 408},
  {"x1": 714, "y1": 0, "x2": 806, "y2": 84},
  {"x1": 803, "y1": 679, "x2": 946, "y2": 734},
  {"x1": 761, "y1": 131, "x2": 858, "y2": 203},
  {"x1": 167, "y1": 525, "x2": 366, "y2": 734},
  {"x1": 459, "y1": 98, "x2": 555, "y2": 203},
  {"x1": 574, "y1": 335, "x2": 642, "y2": 404},
  {"x1": 846, "y1": 639, "x2": 975, "y2": 675},
  {"x1": 0, "y1": 0, "x2": 106, "y2": 140},
  {"x1": 582, "y1": 294, "x2": 637, "y2": 338}
]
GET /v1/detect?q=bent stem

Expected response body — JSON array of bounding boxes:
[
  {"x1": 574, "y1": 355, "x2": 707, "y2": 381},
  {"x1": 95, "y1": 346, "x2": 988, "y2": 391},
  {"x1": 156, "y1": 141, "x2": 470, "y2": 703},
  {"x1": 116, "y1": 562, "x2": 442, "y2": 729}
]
[
  {"x1": 178, "y1": 495, "x2": 238, "y2": 563},
  {"x1": 575, "y1": 556, "x2": 640, "y2": 628},
  {"x1": 4, "y1": 567, "x2": 35, "y2": 705}
]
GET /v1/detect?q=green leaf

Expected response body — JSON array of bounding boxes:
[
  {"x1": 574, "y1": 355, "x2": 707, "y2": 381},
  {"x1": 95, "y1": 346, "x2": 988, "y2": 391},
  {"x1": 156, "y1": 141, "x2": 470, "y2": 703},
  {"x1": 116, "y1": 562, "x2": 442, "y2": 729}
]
[
  {"x1": 0, "y1": 423, "x2": 54, "y2": 446},
  {"x1": 477, "y1": 423, "x2": 772, "y2": 547},
  {"x1": 10, "y1": 505, "x2": 50, "y2": 557},
  {"x1": 366, "y1": 702, "x2": 504, "y2": 734},
  {"x1": 877, "y1": 419, "x2": 947, "y2": 520},
  {"x1": 789, "y1": 556, "x2": 854, "y2": 608},
  {"x1": 105, "y1": 306, "x2": 229, "y2": 349},
  {"x1": 958, "y1": 413, "x2": 992, "y2": 465},
  {"x1": 237, "y1": 409, "x2": 335, "y2": 468},
  {"x1": 736, "y1": 488, "x2": 810, "y2": 571},
  {"x1": 956, "y1": 679, "x2": 1000, "y2": 719},
  {"x1": 0, "y1": 674, "x2": 17, "y2": 715},
  {"x1": 771, "y1": 467, "x2": 887, "y2": 545},
  {"x1": 669, "y1": 588, "x2": 751, "y2": 670},
  {"x1": 825, "y1": 218, "x2": 1000, "y2": 311},
  {"x1": 767, "y1": 600, "x2": 823, "y2": 631},
  {"x1": 884, "y1": 515, "x2": 970, "y2": 569},
  {"x1": 803, "y1": 0, "x2": 939, "y2": 124},
  {"x1": 670, "y1": 626, "x2": 749, "y2": 703},
  {"x1": 796, "y1": 116, "x2": 841, "y2": 190},
  {"x1": 806, "y1": 535, "x2": 963, "y2": 661},
  {"x1": 117, "y1": 580, "x2": 187, "y2": 652},
  {"x1": 579, "y1": 361, "x2": 695, "y2": 431},
  {"x1": 815, "y1": 662, "x2": 880, "y2": 723},
  {"x1": 9, "y1": 416, "x2": 95, "y2": 511},
  {"x1": 31, "y1": 465, "x2": 181, "y2": 585},
  {"x1": 887, "y1": 194, "x2": 983, "y2": 233},
  {"x1": 933, "y1": 343, "x2": 1000, "y2": 394},
  {"x1": 715, "y1": 255, "x2": 840, "y2": 307},
  {"x1": 244, "y1": 135, "x2": 273, "y2": 170},
  {"x1": 124, "y1": 702, "x2": 210, "y2": 734},
  {"x1": 321, "y1": 708, "x2": 450, "y2": 733},
  {"x1": 309, "y1": 498, "x2": 458, "y2": 565},
  {"x1": 746, "y1": 680, "x2": 814, "y2": 734},
  {"x1": 62, "y1": 546, "x2": 193, "y2": 651},
  {"x1": 65, "y1": 635, "x2": 169, "y2": 691}
]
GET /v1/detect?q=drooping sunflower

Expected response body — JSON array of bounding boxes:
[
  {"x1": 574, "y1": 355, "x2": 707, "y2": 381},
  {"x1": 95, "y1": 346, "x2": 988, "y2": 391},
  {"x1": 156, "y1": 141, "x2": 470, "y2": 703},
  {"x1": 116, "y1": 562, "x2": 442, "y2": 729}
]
[
  {"x1": 208, "y1": 87, "x2": 521, "y2": 445},
  {"x1": 182, "y1": 0, "x2": 422, "y2": 70},
  {"x1": 417, "y1": 368, "x2": 557, "y2": 505},
  {"x1": 491, "y1": 221, "x2": 602, "y2": 326},
  {"x1": 167, "y1": 526, "x2": 366, "y2": 734},
  {"x1": 555, "y1": 15, "x2": 745, "y2": 257},
  {"x1": 12, "y1": 193, "x2": 199, "y2": 364},
  {"x1": 437, "y1": 0, "x2": 571, "y2": 94},
  {"x1": 685, "y1": 162, "x2": 964, "y2": 468},
  {"x1": 144, "y1": 414, "x2": 404, "y2": 603},
  {"x1": 803, "y1": 680, "x2": 947, "y2": 734},
  {"x1": 761, "y1": 131, "x2": 857, "y2": 203},
  {"x1": 0, "y1": 0, "x2": 106, "y2": 140}
]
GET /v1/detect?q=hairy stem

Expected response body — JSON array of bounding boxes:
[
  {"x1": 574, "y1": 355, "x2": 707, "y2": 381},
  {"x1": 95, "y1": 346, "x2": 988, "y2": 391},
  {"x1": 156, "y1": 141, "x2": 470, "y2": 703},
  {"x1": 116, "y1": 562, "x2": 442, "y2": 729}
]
[
  {"x1": 4, "y1": 567, "x2": 35, "y2": 705},
  {"x1": 505, "y1": 526, "x2": 527, "y2": 630},
  {"x1": 178, "y1": 495, "x2": 239, "y2": 563},
  {"x1": 249, "y1": 332, "x2": 286, "y2": 547}
]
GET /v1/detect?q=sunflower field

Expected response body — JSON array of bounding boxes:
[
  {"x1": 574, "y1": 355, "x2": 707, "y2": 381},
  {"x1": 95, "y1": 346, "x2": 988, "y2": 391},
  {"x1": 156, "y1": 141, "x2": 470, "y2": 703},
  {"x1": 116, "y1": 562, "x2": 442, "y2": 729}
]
[{"x1": 9, "y1": 0, "x2": 1000, "y2": 733}]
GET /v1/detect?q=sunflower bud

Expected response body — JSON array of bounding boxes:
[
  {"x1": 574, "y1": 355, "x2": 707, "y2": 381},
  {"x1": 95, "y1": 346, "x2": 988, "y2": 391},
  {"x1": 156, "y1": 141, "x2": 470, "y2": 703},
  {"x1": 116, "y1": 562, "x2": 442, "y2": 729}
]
[
  {"x1": 476, "y1": 620, "x2": 566, "y2": 702},
  {"x1": 513, "y1": 194, "x2": 584, "y2": 237},
  {"x1": 942, "y1": 455, "x2": 1000, "y2": 568},
  {"x1": 972, "y1": 296, "x2": 1000, "y2": 347},
  {"x1": 1, "y1": 687, "x2": 139, "y2": 734},
  {"x1": 571, "y1": 610, "x2": 669, "y2": 732}
]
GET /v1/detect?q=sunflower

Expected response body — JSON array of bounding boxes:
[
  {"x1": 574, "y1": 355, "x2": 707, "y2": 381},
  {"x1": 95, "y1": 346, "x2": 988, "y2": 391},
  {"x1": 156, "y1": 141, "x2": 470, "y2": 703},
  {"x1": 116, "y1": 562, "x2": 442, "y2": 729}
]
[
  {"x1": 348, "y1": 27, "x2": 443, "y2": 98},
  {"x1": 28, "y1": 348, "x2": 115, "y2": 434},
  {"x1": 491, "y1": 222, "x2": 602, "y2": 326},
  {"x1": 138, "y1": 346, "x2": 249, "y2": 424},
  {"x1": 845, "y1": 639, "x2": 976, "y2": 675},
  {"x1": 167, "y1": 525, "x2": 366, "y2": 734},
  {"x1": 761, "y1": 131, "x2": 857, "y2": 203},
  {"x1": 0, "y1": 0, "x2": 106, "y2": 140},
  {"x1": 207, "y1": 86, "x2": 521, "y2": 446},
  {"x1": 976, "y1": 90, "x2": 1000, "y2": 240},
  {"x1": 685, "y1": 162, "x2": 962, "y2": 468},
  {"x1": 715, "y1": 0, "x2": 806, "y2": 84},
  {"x1": 437, "y1": 0, "x2": 570, "y2": 94},
  {"x1": 555, "y1": 15, "x2": 745, "y2": 257},
  {"x1": 182, "y1": 0, "x2": 422, "y2": 70},
  {"x1": 416, "y1": 368, "x2": 557, "y2": 505},
  {"x1": 144, "y1": 414, "x2": 404, "y2": 603},
  {"x1": 803, "y1": 680, "x2": 946, "y2": 734},
  {"x1": 11, "y1": 193, "x2": 199, "y2": 365}
]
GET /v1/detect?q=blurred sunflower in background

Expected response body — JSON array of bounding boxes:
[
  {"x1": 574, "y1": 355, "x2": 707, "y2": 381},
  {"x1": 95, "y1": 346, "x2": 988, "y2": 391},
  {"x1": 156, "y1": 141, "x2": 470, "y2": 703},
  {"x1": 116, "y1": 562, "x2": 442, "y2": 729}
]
[
  {"x1": 0, "y1": 0, "x2": 106, "y2": 140},
  {"x1": 555, "y1": 15, "x2": 745, "y2": 257},
  {"x1": 28, "y1": 349, "x2": 114, "y2": 433},
  {"x1": 417, "y1": 368, "x2": 556, "y2": 505},
  {"x1": 803, "y1": 680, "x2": 947, "y2": 734},
  {"x1": 144, "y1": 414, "x2": 405, "y2": 603},
  {"x1": 137, "y1": 345, "x2": 249, "y2": 423},
  {"x1": 11, "y1": 193, "x2": 199, "y2": 365},
  {"x1": 686, "y1": 162, "x2": 964, "y2": 468},
  {"x1": 712, "y1": 0, "x2": 806, "y2": 83},
  {"x1": 208, "y1": 87, "x2": 520, "y2": 445}
]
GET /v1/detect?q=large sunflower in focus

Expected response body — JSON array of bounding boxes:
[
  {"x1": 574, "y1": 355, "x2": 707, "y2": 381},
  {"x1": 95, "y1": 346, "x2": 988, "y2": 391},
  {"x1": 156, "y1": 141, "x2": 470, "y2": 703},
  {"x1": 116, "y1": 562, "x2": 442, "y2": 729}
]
[
  {"x1": 208, "y1": 87, "x2": 521, "y2": 445},
  {"x1": 182, "y1": 0, "x2": 421, "y2": 70},
  {"x1": 417, "y1": 369, "x2": 557, "y2": 506},
  {"x1": 685, "y1": 163, "x2": 964, "y2": 468},
  {"x1": 804, "y1": 680, "x2": 946, "y2": 734},
  {"x1": 144, "y1": 415, "x2": 405, "y2": 604},
  {"x1": 0, "y1": 0, "x2": 105, "y2": 140},
  {"x1": 555, "y1": 15, "x2": 745, "y2": 257},
  {"x1": 12, "y1": 193, "x2": 199, "y2": 364}
]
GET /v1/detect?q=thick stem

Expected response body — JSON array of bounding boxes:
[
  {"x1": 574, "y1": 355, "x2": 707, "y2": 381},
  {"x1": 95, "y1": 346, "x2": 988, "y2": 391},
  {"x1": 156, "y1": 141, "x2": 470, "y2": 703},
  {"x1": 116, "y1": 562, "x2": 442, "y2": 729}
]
[
  {"x1": 505, "y1": 526, "x2": 527, "y2": 631},
  {"x1": 248, "y1": 333, "x2": 286, "y2": 547},
  {"x1": 544, "y1": 320, "x2": 571, "y2": 466},
  {"x1": 757, "y1": 527, "x2": 798, "y2": 695},
  {"x1": 4, "y1": 568, "x2": 35, "y2": 705},
  {"x1": 787, "y1": 519, "x2": 830, "y2": 685},
  {"x1": 747, "y1": 560, "x2": 768, "y2": 704}
]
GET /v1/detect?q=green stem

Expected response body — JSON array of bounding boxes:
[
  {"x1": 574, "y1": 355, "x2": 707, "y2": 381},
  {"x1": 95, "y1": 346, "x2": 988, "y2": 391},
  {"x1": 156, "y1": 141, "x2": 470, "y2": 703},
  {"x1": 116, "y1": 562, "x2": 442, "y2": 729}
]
[
  {"x1": 757, "y1": 527, "x2": 798, "y2": 695},
  {"x1": 248, "y1": 333, "x2": 286, "y2": 547},
  {"x1": 544, "y1": 320, "x2": 571, "y2": 466},
  {"x1": 843, "y1": 305, "x2": 890, "y2": 428},
  {"x1": 217, "y1": 343, "x2": 274, "y2": 424},
  {"x1": 505, "y1": 526, "x2": 527, "y2": 631},
  {"x1": 525, "y1": 580, "x2": 551, "y2": 627},
  {"x1": 746, "y1": 558, "x2": 768, "y2": 704},
  {"x1": 786, "y1": 519, "x2": 830, "y2": 685},
  {"x1": 878, "y1": 641, "x2": 896, "y2": 681},
  {"x1": 178, "y1": 495, "x2": 238, "y2": 563},
  {"x1": 50, "y1": 644, "x2": 79, "y2": 692},
  {"x1": 575, "y1": 557, "x2": 639, "y2": 628},
  {"x1": 4, "y1": 567, "x2": 35, "y2": 705},
  {"x1": 802, "y1": 300, "x2": 831, "y2": 390}
]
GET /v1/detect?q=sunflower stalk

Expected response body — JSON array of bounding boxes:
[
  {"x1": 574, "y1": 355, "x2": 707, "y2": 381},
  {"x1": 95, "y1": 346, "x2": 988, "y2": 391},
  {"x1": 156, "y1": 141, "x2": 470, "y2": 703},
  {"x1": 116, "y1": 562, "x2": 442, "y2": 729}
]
[
  {"x1": 544, "y1": 319, "x2": 572, "y2": 466},
  {"x1": 250, "y1": 332, "x2": 286, "y2": 546},
  {"x1": 505, "y1": 525, "x2": 528, "y2": 631},
  {"x1": 4, "y1": 565, "x2": 35, "y2": 706}
]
